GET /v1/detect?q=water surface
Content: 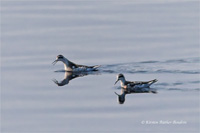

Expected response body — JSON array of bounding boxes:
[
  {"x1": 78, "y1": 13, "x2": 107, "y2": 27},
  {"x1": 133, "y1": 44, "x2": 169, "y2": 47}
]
[{"x1": 1, "y1": 0, "x2": 199, "y2": 132}]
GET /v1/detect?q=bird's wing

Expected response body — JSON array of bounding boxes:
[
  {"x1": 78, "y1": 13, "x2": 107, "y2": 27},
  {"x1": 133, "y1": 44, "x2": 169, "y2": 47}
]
[
  {"x1": 126, "y1": 81, "x2": 148, "y2": 86},
  {"x1": 68, "y1": 60, "x2": 79, "y2": 68},
  {"x1": 68, "y1": 60, "x2": 100, "y2": 70},
  {"x1": 68, "y1": 60, "x2": 90, "y2": 68},
  {"x1": 77, "y1": 64, "x2": 100, "y2": 69},
  {"x1": 127, "y1": 79, "x2": 158, "y2": 86},
  {"x1": 76, "y1": 64, "x2": 88, "y2": 68}
]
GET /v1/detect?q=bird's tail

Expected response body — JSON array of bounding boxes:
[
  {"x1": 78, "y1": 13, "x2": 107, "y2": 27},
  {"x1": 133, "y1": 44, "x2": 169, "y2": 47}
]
[
  {"x1": 148, "y1": 79, "x2": 158, "y2": 85},
  {"x1": 93, "y1": 65, "x2": 101, "y2": 70}
]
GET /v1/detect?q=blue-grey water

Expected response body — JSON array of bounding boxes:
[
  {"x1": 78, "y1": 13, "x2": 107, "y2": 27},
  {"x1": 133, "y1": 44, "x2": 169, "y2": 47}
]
[{"x1": 1, "y1": 0, "x2": 199, "y2": 133}]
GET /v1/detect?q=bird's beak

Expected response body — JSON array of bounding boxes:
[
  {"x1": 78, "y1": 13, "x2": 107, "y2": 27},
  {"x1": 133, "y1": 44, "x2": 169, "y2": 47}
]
[
  {"x1": 114, "y1": 79, "x2": 119, "y2": 85},
  {"x1": 114, "y1": 92, "x2": 120, "y2": 96},
  {"x1": 52, "y1": 60, "x2": 57, "y2": 65}
]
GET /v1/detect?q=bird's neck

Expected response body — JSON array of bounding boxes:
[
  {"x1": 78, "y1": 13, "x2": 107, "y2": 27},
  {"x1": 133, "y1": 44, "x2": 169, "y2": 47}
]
[
  {"x1": 120, "y1": 78, "x2": 126, "y2": 87},
  {"x1": 62, "y1": 58, "x2": 72, "y2": 71}
]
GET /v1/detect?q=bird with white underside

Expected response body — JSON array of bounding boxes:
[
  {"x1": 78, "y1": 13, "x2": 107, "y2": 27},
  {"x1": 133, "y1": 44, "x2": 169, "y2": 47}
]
[
  {"x1": 114, "y1": 74, "x2": 158, "y2": 89},
  {"x1": 52, "y1": 55, "x2": 100, "y2": 72}
]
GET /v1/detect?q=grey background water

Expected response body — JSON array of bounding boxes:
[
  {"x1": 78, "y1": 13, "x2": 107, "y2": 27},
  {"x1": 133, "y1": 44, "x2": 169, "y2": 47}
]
[{"x1": 1, "y1": 0, "x2": 199, "y2": 132}]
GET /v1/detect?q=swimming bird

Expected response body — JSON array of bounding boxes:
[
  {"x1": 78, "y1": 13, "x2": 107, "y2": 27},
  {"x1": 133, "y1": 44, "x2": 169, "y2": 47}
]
[
  {"x1": 114, "y1": 74, "x2": 158, "y2": 89},
  {"x1": 52, "y1": 55, "x2": 100, "y2": 72}
]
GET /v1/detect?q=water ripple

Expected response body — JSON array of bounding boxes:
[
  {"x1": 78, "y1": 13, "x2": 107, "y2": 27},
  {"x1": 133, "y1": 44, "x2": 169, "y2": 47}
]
[{"x1": 100, "y1": 57, "x2": 200, "y2": 75}]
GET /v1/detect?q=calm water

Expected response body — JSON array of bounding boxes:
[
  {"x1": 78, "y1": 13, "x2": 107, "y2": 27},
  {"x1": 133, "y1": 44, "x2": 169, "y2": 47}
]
[{"x1": 1, "y1": 0, "x2": 200, "y2": 132}]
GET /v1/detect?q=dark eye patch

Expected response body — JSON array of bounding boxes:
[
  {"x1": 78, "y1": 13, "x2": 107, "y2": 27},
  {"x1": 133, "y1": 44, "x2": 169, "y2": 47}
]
[
  {"x1": 57, "y1": 55, "x2": 63, "y2": 58},
  {"x1": 118, "y1": 74, "x2": 123, "y2": 78}
]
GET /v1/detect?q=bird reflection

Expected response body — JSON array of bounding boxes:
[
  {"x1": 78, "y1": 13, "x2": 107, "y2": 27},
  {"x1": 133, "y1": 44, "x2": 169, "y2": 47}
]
[
  {"x1": 52, "y1": 71, "x2": 99, "y2": 86},
  {"x1": 115, "y1": 87, "x2": 157, "y2": 104}
]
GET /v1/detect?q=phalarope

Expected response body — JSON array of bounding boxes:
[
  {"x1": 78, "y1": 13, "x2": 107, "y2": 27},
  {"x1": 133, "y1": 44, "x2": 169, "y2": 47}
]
[
  {"x1": 114, "y1": 74, "x2": 158, "y2": 89},
  {"x1": 52, "y1": 55, "x2": 100, "y2": 72}
]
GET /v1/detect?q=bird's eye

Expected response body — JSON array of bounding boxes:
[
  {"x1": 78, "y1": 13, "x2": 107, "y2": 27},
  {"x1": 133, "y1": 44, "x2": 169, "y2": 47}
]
[{"x1": 57, "y1": 55, "x2": 63, "y2": 59}]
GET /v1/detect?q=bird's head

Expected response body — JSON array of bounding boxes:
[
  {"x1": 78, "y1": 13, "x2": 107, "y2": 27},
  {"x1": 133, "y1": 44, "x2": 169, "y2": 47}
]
[
  {"x1": 114, "y1": 73, "x2": 125, "y2": 85},
  {"x1": 52, "y1": 55, "x2": 66, "y2": 65}
]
